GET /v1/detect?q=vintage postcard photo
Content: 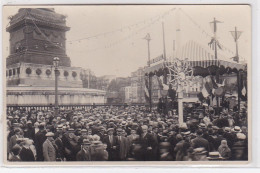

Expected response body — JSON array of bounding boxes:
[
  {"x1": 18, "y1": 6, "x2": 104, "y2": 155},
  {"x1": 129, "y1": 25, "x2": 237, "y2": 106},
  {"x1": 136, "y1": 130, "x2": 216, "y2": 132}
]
[{"x1": 2, "y1": 5, "x2": 251, "y2": 165}]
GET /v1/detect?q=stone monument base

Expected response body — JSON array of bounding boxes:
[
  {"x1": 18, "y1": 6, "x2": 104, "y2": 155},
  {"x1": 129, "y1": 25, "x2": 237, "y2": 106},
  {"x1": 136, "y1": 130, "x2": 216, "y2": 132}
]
[{"x1": 6, "y1": 86, "x2": 106, "y2": 106}]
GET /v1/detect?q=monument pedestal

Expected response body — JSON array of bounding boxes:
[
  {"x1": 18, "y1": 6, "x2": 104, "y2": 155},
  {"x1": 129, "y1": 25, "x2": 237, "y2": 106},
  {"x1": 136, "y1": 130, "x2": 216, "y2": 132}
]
[
  {"x1": 7, "y1": 86, "x2": 106, "y2": 106},
  {"x1": 6, "y1": 8, "x2": 106, "y2": 107}
]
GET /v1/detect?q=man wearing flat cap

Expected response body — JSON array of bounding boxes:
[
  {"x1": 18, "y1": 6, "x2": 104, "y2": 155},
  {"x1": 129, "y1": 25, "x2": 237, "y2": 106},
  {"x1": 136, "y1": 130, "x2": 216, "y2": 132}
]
[{"x1": 43, "y1": 132, "x2": 56, "y2": 161}]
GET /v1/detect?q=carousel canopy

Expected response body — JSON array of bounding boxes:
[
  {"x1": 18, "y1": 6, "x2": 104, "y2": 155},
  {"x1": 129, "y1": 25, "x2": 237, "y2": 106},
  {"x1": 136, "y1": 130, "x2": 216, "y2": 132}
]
[{"x1": 145, "y1": 59, "x2": 246, "y2": 77}]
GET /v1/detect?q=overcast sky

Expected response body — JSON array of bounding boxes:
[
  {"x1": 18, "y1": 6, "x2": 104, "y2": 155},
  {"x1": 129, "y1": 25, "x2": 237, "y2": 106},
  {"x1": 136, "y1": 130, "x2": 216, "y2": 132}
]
[{"x1": 3, "y1": 5, "x2": 251, "y2": 77}]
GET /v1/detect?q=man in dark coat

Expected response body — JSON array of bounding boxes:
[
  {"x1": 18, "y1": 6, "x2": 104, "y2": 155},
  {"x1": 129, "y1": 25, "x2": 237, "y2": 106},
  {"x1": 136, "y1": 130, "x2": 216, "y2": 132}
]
[
  {"x1": 76, "y1": 139, "x2": 91, "y2": 161},
  {"x1": 54, "y1": 132, "x2": 66, "y2": 161},
  {"x1": 103, "y1": 128, "x2": 119, "y2": 161},
  {"x1": 62, "y1": 129, "x2": 80, "y2": 161},
  {"x1": 223, "y1": 127, "x2": 236, "y2": 149},
  {"x1": 23, "y1": 121, "x2": 35, "y2": 140},
  {"x1": 20, "y1": 139, "x2": 35, "y2": 161},
  {"x1": 191, "y1": 129, "x2": 210, "y2": 152},
  {"x1": 139, "y1": 125, "x2": 157, "y2": 161},
  {"x1": 96, "y1": 127, "x2": 106, "y2": 143},
  {"x1": 34, "y1": 123, "x2": 47, "y2": 161},
  {"x1": 157, "y1": 98, "x2": 164, "y2": 114},
  {"x1": 115, "y1": 128, "x2": 128, "y2": 161}
]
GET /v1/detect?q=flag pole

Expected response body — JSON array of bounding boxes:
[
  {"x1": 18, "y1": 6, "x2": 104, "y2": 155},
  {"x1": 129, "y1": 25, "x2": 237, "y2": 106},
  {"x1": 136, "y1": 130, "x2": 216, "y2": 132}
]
[
  {"x1": 230, "y1": 26, "x2": 242, "y2": 63},
  {"x1": 230, "y1": 26, "x2": 243, "y2": 111},
  {"x1": 214, "y1": 18, "x2": 218, "y2": 60},
  {"x1": 144, "y1": 33, "x2": 152, "y2": 112},
  {"x1": 210, "y1": 17, "x2": 222, "y2": 114},
  {"x1": 162, "y1": 22, "x2": 167, "y2": 60}
]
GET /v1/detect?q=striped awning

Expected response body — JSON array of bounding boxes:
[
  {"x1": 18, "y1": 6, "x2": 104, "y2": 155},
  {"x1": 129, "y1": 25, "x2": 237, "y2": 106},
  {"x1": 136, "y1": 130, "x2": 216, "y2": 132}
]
[
  {"x1": 189, "y1": 60, "x2": 245, "y2": 69},
  {"x1": 144, "y1": 59, "x2": 246, "y2": 75}
]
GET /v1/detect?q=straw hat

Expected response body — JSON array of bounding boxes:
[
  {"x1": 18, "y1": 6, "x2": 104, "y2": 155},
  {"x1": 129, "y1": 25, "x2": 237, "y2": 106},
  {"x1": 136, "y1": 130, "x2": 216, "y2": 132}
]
[
  {"x1": 45, "y1": 132, "x2": 54, "y2": 137},
  {"x1": 236, "y1": 133, "x2": 246, "y2": 140},
  {"x1": 232, "y1": 126, "x2": 242, "y2": 133}
]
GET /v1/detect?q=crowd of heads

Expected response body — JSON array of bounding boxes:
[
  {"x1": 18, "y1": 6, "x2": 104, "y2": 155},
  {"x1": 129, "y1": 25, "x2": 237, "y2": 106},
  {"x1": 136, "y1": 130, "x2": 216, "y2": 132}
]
[{"x1": 6, "y1": 103, "x2": 248, "y2": 162}]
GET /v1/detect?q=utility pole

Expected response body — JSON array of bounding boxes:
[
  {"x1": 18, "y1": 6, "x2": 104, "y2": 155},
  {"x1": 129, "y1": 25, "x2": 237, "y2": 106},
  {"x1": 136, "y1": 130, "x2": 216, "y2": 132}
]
[
  {"x1": 230, "y1": 26, "x2": 242, "y2": 63},
  {"x1": 162, "y1": 22, "x2": 167, "y2": 60},
  {"x1": 210, "y1": 17, "x2": 222, "y2": 113},
  {"x1": 144, "y1": 33, "x2": 152, "y2": 112},
  {"x1": 230, "y1": 26, "x2": 243, "y2": 112},
  {"x1": 210, "y1": 17, "x2": 222, "y2": 60}
]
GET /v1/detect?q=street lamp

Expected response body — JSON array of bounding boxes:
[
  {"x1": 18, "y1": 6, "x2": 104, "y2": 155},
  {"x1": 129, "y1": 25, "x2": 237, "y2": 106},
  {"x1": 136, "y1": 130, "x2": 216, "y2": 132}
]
[{"x1": 53, "y1": 57, "x2": 60, "y2": 116}]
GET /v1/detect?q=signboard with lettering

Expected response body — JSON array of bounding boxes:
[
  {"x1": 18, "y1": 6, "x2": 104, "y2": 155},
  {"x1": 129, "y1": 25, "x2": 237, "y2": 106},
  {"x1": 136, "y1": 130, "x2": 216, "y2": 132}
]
[{"x1": 148, "y1": 54, "x2": 164, "y2": 66}]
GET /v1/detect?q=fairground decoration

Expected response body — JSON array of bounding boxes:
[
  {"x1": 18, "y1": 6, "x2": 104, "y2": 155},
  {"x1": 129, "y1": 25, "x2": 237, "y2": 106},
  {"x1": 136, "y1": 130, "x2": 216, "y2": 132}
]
[{"x1": 166, "y1": 58, "x2": 194, "y2": 125}]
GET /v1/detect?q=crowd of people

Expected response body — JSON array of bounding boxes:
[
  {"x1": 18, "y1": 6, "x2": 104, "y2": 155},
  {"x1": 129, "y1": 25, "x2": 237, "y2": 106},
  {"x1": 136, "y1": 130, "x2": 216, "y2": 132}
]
[{"x1": 6, "y1": 103, "x2": 248, "y2": 162}]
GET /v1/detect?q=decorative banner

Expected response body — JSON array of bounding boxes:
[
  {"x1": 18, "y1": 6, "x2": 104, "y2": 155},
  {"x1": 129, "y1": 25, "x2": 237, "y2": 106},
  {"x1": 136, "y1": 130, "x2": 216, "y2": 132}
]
[{"x1": 69, "y1": 8, "x2": 176, "y2": 43}]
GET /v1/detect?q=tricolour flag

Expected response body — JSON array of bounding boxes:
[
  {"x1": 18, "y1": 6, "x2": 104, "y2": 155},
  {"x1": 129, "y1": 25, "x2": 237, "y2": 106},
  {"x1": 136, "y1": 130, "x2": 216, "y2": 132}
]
[
  {"x1": 144, "y1": 77, "x2": 150, "y2": 102},
  {"x1": 202, "y1": 85, "x2": 210, "y2": 98}
]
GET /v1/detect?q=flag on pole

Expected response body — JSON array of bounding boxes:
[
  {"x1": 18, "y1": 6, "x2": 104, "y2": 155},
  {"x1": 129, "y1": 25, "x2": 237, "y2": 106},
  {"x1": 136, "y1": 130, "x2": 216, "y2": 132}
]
[
  {"x1": 210, "y1": 75, "x2": 219, "y2": 89},
  {"x1": 202, "y1": 85, "x2": 210, "y2": 98},
  {"x1": 197, "y1": 92, "x2": 205, "y2": 102},
  {"x1": 240, "y1": 74, "x2": 247, "y2": 101},
  {"x1": 144, "y1": 77, "x2": 150, "y2": 102},
  {"x1": 241, "y1": 86, "x2": 246, "y2": 96},
  {"x1": 205, "y1": 82, "x2": 212, "y2": 94},
  {"x1": 156, "y1": 76, "x2": 169, "y2": 97}
]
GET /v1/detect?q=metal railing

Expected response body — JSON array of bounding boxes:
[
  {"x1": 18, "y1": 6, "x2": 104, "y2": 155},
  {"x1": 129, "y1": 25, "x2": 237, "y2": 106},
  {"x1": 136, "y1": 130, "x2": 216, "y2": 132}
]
[{"x1": 6, "y1": 103, "x2": 149, "y2": 111}]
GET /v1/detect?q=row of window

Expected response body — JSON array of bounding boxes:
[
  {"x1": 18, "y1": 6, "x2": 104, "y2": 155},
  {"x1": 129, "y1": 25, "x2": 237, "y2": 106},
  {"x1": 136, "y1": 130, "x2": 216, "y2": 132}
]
[{"x1": 6, "y1": 67, "x2": 78, "y2": 78}]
